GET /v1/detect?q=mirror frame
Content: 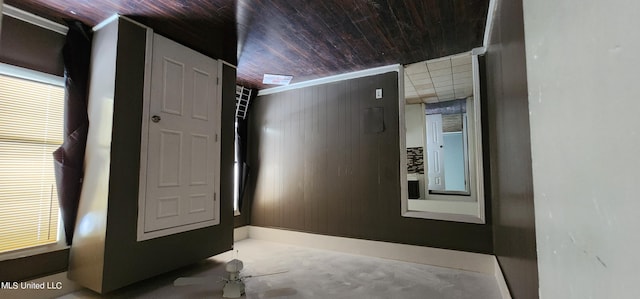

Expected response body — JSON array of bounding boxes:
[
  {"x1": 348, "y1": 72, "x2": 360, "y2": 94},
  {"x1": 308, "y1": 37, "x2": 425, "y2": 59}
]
[{"x1": 399, "y1": 49, "x2": 485, "y2": 224}]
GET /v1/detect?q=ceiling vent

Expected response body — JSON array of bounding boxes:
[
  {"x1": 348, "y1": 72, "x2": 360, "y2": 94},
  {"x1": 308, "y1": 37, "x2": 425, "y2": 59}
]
[{"x1": 262, "y1": 74, "x2": 293, "y2": 85}]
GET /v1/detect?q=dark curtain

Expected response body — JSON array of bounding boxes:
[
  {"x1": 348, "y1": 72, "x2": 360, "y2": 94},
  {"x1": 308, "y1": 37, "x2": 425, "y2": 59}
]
[
  {"x1": 236, "y1": 117, "x2": 250, "y2": 212},
  {"x1": 52, "y1": 21, "x2": 92, "y2": 245}
]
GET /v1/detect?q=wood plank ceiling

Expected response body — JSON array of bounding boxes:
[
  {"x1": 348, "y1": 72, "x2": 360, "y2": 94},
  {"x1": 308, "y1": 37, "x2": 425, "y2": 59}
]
[{"x1": 4, "y1": 0, "x2": 489, "y2": 90}]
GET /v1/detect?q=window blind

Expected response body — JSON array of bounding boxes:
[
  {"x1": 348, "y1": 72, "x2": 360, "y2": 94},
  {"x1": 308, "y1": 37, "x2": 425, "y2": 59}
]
[{"x1": 0, "y1": 73, "x2": 64, "y2": 253}]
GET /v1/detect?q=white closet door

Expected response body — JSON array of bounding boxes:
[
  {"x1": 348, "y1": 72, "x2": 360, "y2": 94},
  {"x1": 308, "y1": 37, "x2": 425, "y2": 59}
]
[{"x1": 144, "y1": 34, "x2": 219, "y2": 233}]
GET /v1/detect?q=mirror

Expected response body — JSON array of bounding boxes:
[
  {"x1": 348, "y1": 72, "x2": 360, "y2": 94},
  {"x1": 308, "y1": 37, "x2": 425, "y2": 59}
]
[{"x1": 400, "y1": 50, "x2": 485, "y2": 223}]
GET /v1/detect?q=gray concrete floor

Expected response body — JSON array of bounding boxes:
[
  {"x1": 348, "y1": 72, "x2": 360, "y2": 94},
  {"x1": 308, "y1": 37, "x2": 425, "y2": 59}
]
[{"x1": 60, "y1": 239, "x2": 501, "y2": 299}]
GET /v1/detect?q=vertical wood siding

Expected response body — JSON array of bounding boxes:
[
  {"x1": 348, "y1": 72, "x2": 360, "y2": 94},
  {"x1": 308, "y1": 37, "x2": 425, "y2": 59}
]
[
  {"x1": 484, "y1": 0, "x2": 539, "y2": 297},
  {"x1": 247, "y1": 72, "x2": 493, "y2": 253}
]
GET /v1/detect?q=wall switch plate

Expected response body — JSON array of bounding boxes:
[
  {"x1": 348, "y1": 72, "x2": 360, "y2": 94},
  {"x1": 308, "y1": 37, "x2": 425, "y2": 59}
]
[{"x1": 375, "y1": 88, "x2": 383, "y2": 99}]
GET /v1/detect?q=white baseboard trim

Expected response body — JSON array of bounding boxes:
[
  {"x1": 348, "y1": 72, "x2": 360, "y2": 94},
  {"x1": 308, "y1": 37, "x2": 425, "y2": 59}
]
[
  {"x1": 493, "y1": 256, "x2": 513, "y2": 299},
  {"x1": 0, "y1": 271, "x2": 82, "y2": 299},
  {"x1": 233, "y1": 225, "x2": 250, "y2": 242}
]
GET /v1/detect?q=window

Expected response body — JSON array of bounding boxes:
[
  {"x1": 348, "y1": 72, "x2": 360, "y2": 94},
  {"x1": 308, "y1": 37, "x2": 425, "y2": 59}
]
[
  {"x1": 0, "y1": 64, "x2": 65, "y2": 254},
  {"x1": 233, "y1": 120, "x2": 240, "y2": 213}
]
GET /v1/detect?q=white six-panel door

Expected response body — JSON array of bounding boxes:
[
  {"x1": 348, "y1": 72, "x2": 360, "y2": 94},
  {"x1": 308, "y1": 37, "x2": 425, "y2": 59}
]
[
  {"x1": 139, "y1": 33, "x2": 220, "y2": 239},
  {"x1": 426, "y1": 114, "x2": 445, "y2": 191}
]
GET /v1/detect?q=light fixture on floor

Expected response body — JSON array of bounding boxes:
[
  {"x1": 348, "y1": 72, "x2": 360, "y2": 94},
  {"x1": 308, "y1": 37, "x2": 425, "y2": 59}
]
[
  {"x1": 222, "y1": 259, "x2": 246, "y2": 298},
  {"x1": 173, "y1": 258, "x2": 246, "y2": 298}
]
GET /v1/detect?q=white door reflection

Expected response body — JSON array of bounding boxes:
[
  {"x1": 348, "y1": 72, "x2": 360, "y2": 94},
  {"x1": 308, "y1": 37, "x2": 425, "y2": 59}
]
[{"x1": 426, "y1": 101, "x2": 470, "y2": 195}]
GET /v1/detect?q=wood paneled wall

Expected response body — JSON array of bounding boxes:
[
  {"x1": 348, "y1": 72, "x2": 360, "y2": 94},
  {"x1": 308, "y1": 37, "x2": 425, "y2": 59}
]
[
  {"x1": 0, "y1": 16, "x2": 64, "y2": 76},
  {"x1": 247, "y1": 72, "x2": 493, "y2": 253},
  {"x1": 484, "y1": 0, "x2": 539, "y2": 297}
]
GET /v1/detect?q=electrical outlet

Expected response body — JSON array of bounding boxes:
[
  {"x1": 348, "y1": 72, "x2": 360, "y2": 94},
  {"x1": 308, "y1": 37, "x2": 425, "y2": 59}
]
[{"x1": 375, "y1": 88, "x2": 383, "y2": 99}]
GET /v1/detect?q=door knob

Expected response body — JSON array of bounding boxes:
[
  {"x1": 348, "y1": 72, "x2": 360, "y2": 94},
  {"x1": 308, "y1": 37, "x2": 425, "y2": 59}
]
[{"x1": 151, "y1": 115, "x2": 161, "y2": 123}]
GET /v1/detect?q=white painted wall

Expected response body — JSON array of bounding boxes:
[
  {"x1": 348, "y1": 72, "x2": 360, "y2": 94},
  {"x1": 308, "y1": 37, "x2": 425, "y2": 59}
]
[
  {"x1": 523, "y1": 1, "x2": 640, "y2": 298},
  {"x1": 405, "y1": 103, "x2": 424, "y2": 148}
]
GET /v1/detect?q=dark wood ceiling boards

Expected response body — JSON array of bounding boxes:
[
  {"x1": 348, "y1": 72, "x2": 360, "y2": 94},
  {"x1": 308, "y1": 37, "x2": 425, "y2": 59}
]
[
  {"x1": 237, "y1": 0, "x2": 488, "y2": 88},
  {"x1": 5, "y1": 0, "x2": 237, "y2": 65},
  {"x1": 5, "y1": 0, "x2": 489, "y2": 89}
]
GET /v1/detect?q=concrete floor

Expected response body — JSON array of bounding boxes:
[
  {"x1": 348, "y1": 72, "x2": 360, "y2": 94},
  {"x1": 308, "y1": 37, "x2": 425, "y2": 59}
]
[{"x1": 60, "y1": 239, "x2": 502, "y2": 299}]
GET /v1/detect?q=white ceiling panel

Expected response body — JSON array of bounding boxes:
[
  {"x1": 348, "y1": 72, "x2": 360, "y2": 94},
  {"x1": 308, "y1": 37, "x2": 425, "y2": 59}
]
[{"x1": 404, "y1": 52, "x2": 474, "y2": 103}]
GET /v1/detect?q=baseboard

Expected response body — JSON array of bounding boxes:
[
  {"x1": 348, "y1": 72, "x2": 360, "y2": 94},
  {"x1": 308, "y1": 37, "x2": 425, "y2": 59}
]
[
  {"x1": 0, "y1": 271, "x2": 82, "y2": 299},
  {"x1": 493, "y1": 256, "x2": 512, "y2": 299},
  {"x1": 233, "y1": 225, "x2": 250, "y2": 242}
]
